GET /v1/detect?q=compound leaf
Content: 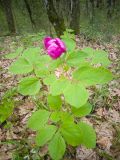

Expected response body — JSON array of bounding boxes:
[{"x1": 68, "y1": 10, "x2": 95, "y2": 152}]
[
  {"x1": 48, "y1": 132, "x2": 66, "y2": 160},
  {"x1": 73, "y1": 66, "x2": 113, "y2": 86},
  {"x1": 9, "y1": 57, "x2": 33, "y2": 74},
  {"x1": 72, "y1": 103, "x2": 92, "y2": 117},
  {"x1": 27, "y1": 109, "x2": 50, "y2": 130},
  {"x1": 18, "y1": 77, "x2": 41, "y2": 95},
  {"x1": 36, "y1": 125, "x2": 57, "y2": 146},
  {"x1": 78, "y1": 122, "x2": 96, "y2": 148},
  {"x1": 47, "y1": 95, "x2": 62, "y2": 110},
  {"x1": 63, "y1": 82, "x2": 89, "y2": 108},
  {"x1": 60, "y1": 122, "x2": 82, "y2": 146}
]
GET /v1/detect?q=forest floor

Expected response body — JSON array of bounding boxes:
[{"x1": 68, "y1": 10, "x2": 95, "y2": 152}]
[{"x1": 0, "y1": 34, "x2": 120, "y2": 160}]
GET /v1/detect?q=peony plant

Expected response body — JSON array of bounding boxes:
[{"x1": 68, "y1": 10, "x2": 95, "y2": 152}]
[{"x1": 8, "y1": 30, "x2": 113, "y2": 160}]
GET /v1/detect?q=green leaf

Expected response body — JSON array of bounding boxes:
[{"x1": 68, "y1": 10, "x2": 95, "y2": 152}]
[
  {"x1": 9, "y1": 57, "x2": 33, "y2": 74},
  {"x1": 18, "y1": 77, "x2": 41, "y2": 95},
  {"x1": 22, "y1": 47, "x2": 41, "y2": 64},
  {"x1": 82, "y1": 47, "x2": 94, "y2": 57},
  {"x1": 91, "y1": 50, "x2": 111, "y2": 67},
  {"x1": 43, "y1": 74, "x2": 56, "y2": 85},
  {"x1": 60, "y1": 112, "x2": 74, "y2": 123},
  {"x1": 48, "y1": 132, "x2": 66, "y2": 160},
  {"x1": 50, "y1": 111, "x2": 60, "y2": 123},
  {"x1": 0, "y1": 100, "x2": 14, "y2": 123},
  {"x1": 50, "y1": 78, "x2": 69, "y2": 96},
  {"x1": 82, "y1": 48, "x2": 111, "y2": 67},
  {"x1": 61, "y1": 29, "x2": 75, "y2": 40},
  {"x1": 78, "y1": 122, "x2": 96, "y2": 148},
  {"x1": 34, "y1": 55, "x2": 51, "y2": 67},
  {"x1": 35, "y1": 125, "x2": 57, "y2": 146},
  {"x1": 47, "y1": 95, "x2": 62, "y2": 110},
  {"x1": 34, "y1": 61, "x2": 49, "y2": 78},
  {"x1": 34, "y1": 55, "x2": 60, "y2": 77},
  {"x1": 27, "y1": 109, "x2": 50, "y2": 130},
  {"x1": 60, "y1": 122, "x2": 82, "y2": 146},
  {"x1": 73, "y1": 66, "x2": 113, "y2": 86},
  {"x1": 2, "y1": 87, "x2": 17, "y2": 99},
  {"x1": 62, "y1": 38, "x2": 76, "y2": 52},
  {"x1": 67, "y1": 50, "x2": 88, "y2": 66},
  {"x1": 35, "y1": 68, "x2": 49, "y2": 78},
  {"x1": 49, "y1": 58, "x2": 63, "y2": 71},
  {"x1": 5, "y1": 47, "x2": 24, "y2": 59},
  {"x1": 72, "y1": 103, "x2": 92, "y2": 117},
  {"x1": 50, "y1": 111, "x2": 73, "y2": 123},
  {"x1": 63, "y1": 82, "x2": 89, "y2": 108},
  {"x1": 38, "y1": 55, "x2": 51, "y2": 63}
]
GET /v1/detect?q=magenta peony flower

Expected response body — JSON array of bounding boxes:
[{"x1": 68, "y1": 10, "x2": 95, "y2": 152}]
[{"x1": 43, "y1": 37, "x2": 66, "y2": 59}]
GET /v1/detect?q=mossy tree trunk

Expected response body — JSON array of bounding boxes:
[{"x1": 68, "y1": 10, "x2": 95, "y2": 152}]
[
  {"x1": 70, "y1": 0, "x2": 80, "y2": 34},
  {"x1": 90, "y1": 0, "x2": 95, "y2": 24},
  {"x1": 1, "y1": 0, "x2": 16, "y2": 34},
  {"x1": 44, "y1": 0, "x2": 65, "y2": 37},
  {"x1": 24, "y1": 0, "x2": 35, "y2": 28},
  {"x1": 107, "y1": 0, "x2": 112, "y2": 19}
]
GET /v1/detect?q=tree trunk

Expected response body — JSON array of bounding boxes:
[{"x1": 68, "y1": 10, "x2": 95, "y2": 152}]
[
  {"x1": 1, "y1": 0, "x2": 16, "y2": 34},
  {"x1": 113, "y1": 0, "x2": 116, "y2": 8},
  {"x1": 90, "y1": 0, "x2": 95, "y2": 24},
  {"x1": 44, "y1": 0, "x2": 65, "y2": 37},
  {"x1": 107, "y1": 0, "x2": 112, "y2": 19},
  {"x1": 70, "y1": 0, "x2": 80, "y2": 34},
  {"x1": 24, "y1": 0, "x2": 35, "y2": 28},
  {"x1": 86, "y1": 0, "x2": 89, "y2": 16},
  {"x1": 96, "y1": 0, "x2": 101, "y2": 8}
]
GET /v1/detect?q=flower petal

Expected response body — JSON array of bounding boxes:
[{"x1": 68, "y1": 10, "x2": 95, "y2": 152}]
[
  {"x1": 44, "y1": 37, "x2": 66, "y2": 59},
  {"x1": 44, "y1": 37, "x2": 52, "y2": 49},
  {"x1": 55, "y1": 38, "x2": 66, "y2": 52}
]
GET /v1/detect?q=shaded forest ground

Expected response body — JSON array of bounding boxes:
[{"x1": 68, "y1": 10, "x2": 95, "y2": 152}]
[{"x1": 0, "y1": 34, "x2": 120, "y2": 160}]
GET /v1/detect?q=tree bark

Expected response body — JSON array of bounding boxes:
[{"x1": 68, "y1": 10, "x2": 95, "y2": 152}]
[
  {"x1": 86, "y1": 0, "x2": 89, "y2": 16},
  {"x1": 24, "y1": 0, "x2": 35, "y2": 28},
  {"x1": 113, "y1": 0, "x2": 116, "y2": 8},
  {"x1": 44, "y1": 0, "x2": 65, "y2": 37},
  {"x1": 107, "y1": 0, "x2": 112, "y2": 19},
  {"x1": 96, "y1": 0, "x2": 101, "y2": 8},
  {"x1": 1, "y1": 0, "x2": 16, "y2": 34},
  {"x1": 70, "y1": 0, "x2": 80, "y2": 34},
  {"x1": 90, "y1": 0, "x2": 95, "y2": 24}
]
